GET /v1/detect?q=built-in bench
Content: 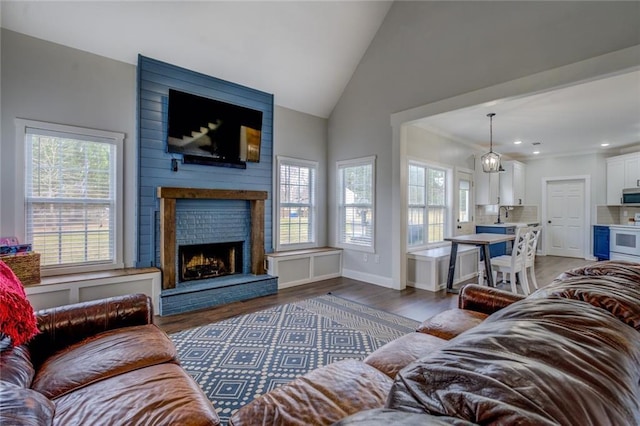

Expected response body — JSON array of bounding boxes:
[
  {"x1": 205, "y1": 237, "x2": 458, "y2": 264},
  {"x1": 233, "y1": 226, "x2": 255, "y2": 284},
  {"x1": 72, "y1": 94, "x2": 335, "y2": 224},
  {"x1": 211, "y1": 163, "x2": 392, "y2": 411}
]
[
  {"x1": 24, "y1": 268, "x2": 161, "y2": 312},
  {"x1": 267, "y1": 247, "x2": 342, "y2": 289},
  {"x1": 407, "y1": 245, "x2": 479, "y2": 292}
]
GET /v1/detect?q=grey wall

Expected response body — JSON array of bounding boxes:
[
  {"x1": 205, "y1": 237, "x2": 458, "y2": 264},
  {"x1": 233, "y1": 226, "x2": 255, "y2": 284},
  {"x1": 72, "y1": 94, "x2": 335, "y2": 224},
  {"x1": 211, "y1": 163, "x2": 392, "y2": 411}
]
[
  {"x1": 328, "y1": 1, "x2": 640, "y2": 284},
  {"x1": 274, "y1": 106, "x2": 328, "y2": 247},
  {"x1": 1, "y1": 29, "x2": 138, "y2": 266},
  {"x1": 1, "y1": 29, "x2": 330, "y2": 267}
]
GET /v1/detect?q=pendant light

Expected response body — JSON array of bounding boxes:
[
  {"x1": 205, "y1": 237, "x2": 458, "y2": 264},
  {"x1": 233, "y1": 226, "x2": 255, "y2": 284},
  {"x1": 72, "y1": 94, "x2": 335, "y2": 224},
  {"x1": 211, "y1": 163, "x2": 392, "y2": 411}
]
[{"x1": 481, "y1": 112, "x2": 501, "y2": 173}]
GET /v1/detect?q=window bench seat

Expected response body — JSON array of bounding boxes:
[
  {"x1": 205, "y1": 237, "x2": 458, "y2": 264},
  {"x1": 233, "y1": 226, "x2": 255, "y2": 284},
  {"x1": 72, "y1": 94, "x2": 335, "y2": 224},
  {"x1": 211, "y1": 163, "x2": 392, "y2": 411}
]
[
  {"x1": 407, "y1": 245, "x2": 479, "y2": 292},
  {"x1": 267, "y1": 247, "x2": 342, "y2": 289},
  {"x1": 24, "y1": 267, "x2": 161, "y2": 312}
]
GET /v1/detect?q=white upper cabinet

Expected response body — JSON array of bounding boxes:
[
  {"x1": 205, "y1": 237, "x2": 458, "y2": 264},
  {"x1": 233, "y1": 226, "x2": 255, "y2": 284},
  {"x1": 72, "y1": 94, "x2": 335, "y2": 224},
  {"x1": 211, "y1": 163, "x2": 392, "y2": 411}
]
[
  {"x1": 607, "y1": 152, "x2": 640, "y2": 205},
  {"x1": 475, "y1": 156, "x2": 499, "y2": 205},
  {"x1": 499, "y1": 160, "x2": 526, "y2": 206}
]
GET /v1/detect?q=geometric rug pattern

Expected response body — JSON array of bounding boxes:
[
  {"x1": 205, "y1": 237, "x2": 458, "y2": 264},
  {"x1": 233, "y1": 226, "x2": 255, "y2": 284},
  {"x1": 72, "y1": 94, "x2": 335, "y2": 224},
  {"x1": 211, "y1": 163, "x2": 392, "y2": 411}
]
[{"x1": 170, "y1": 294, "x2": 419, "y2": 425}]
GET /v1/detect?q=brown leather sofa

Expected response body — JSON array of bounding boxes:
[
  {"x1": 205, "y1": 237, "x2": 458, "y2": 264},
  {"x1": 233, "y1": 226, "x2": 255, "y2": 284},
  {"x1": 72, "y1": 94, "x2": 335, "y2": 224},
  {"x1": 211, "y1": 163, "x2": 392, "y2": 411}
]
[
  {"x1": 0, "y1": 294, "x2": 220, "y2": 426},
  {"x1": 231, "y1": 261, "x2": 640, "y2": 425},
  {"x1": 229, "y1": 286, "x2": 524, "y2": 425}
]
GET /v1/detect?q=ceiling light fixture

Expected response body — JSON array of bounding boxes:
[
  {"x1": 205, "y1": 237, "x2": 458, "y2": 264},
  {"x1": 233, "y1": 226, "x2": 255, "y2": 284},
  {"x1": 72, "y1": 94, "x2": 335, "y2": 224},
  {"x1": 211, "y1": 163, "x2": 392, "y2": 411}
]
[
  {"x1": 481, "y1": 113, "x2": 501, "y2": 173},
  {"x1": 601, "y1": 143, "x2": 610, "y2": 147},
  {"x1": 514, "y1": 140, "x2": 522, "y2": 145},
  {"x1": 533, "y1": 151, "x2": 540, "y2": 155}
]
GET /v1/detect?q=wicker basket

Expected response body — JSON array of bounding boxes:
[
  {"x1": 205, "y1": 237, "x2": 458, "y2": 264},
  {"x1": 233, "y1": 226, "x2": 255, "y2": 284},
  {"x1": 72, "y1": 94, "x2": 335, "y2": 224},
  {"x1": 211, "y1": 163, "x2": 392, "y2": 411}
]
[{"x1": 0, "y1": 253, "x2": 41, "y2": 286}]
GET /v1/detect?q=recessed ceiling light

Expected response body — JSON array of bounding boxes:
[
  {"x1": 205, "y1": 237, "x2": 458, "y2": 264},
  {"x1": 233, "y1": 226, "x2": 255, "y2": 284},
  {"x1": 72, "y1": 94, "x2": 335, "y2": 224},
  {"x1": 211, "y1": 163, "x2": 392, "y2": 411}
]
[
  {"x1": 601, "y1": 143, "x2": 610, "y2": 147},
  {"x1": 533, "y1": 151, "x2": 540, "y2": 155},
  {"x1": 514, "y1": 140, "x2": 522, "y2": 145}
]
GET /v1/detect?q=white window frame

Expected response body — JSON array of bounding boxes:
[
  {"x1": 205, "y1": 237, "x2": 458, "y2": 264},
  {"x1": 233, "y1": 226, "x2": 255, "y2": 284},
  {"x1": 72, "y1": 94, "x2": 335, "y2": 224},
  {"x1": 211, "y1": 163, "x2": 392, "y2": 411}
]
[
  {"x1": 275, "y1": 156, "x2": 318, "y2": 251},
  {"x1": 336, "y1": 155, "x2": 376, "y2": 253},
  {"x1": 15, "y1": 118, "x2": 124, "y2": 276},
  {"x1": 407, "y1": 159, "x2": 453, "y2": 250}
]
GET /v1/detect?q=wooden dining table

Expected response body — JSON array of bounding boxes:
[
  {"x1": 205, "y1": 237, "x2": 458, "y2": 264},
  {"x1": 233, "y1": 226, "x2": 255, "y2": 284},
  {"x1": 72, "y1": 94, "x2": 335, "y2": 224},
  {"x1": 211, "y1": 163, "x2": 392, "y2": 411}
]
[{"x1": 444, "y1": 233, "x2": 516, "y2": 293}]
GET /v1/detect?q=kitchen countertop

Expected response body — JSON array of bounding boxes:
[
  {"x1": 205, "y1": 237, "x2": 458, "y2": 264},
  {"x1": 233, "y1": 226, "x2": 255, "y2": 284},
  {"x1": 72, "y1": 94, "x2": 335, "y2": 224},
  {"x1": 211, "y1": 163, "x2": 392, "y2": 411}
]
[
  {"x1": 599, "y1": 223, "x2": 640, "y2": 229},
  {"x1": 477, "y1": 222, "x2": 539, "y2": 228}
]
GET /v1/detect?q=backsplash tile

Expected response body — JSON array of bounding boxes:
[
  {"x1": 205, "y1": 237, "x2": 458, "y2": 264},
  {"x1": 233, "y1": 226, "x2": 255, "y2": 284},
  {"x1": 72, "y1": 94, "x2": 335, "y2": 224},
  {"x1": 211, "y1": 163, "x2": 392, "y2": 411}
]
[{"x1": 475, "y1": 205, "x2": 539, "y2": 225}]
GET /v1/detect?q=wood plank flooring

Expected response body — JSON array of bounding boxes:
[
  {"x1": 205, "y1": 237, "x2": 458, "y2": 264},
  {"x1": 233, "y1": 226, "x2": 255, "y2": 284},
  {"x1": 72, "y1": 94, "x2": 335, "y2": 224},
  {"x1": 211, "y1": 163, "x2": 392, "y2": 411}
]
[{"x1": 155, "y1": 255, "x2": 594, "y2": 334}]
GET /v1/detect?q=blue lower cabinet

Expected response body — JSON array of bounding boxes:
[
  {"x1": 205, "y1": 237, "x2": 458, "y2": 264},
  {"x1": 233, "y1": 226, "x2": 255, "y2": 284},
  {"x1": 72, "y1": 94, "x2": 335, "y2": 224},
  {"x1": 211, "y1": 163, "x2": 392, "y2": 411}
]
[
  {"x1": 476, "y1": 226, "x2": 515, "y2": 258},
  {"x1": 593, "y1": 225, "x2": 610, "y2": 261}
]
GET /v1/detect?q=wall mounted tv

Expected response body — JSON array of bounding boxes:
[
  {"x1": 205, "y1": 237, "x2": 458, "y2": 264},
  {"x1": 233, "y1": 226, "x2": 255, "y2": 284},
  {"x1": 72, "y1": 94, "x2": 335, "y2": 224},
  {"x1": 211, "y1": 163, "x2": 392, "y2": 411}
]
[{"x1": 167, "y1": 89, "x2": 263, "y2": 167}]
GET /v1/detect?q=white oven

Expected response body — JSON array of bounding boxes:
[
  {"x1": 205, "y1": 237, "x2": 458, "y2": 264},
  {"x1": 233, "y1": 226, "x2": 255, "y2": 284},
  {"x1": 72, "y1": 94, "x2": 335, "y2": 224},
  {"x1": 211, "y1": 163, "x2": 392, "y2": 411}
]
[{"x1": 609, "y1": 225, "x2": 640, "y2": 261}]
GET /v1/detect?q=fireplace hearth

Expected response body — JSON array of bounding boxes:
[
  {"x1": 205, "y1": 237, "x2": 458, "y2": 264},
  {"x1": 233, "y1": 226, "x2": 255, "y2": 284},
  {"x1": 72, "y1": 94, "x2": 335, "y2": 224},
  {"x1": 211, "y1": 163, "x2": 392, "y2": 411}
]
[{"x1": 179, "y1": 241, "x2": 243, "y2": 282}]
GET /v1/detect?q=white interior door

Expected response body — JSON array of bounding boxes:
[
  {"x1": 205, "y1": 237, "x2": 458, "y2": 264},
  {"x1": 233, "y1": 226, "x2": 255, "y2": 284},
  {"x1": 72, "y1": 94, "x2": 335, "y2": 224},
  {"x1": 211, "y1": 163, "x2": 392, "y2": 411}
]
[
  {"x1": 454, "y1": 170, "x2": 475, "y2": 236},
  {"x1": 545, "y1": 179, "x2": 585, "y2": 258}
]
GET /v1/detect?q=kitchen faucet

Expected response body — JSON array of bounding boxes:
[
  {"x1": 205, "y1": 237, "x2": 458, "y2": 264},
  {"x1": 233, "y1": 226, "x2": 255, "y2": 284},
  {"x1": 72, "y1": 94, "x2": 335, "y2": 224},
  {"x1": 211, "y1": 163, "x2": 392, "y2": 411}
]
[{"x1": 496, "y1": 206, "x2": 509, "y2": 224}]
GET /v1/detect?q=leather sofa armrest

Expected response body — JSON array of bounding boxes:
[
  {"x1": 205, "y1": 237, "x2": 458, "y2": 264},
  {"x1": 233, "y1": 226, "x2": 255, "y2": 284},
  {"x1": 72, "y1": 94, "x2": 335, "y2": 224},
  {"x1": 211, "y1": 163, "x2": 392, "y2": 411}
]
[
  {"x1": 458, "y1": 284, "x2": 525, "y2": 315},
  {"x1": 28, "y1": 294, "x2": 153, "y2": 368}
]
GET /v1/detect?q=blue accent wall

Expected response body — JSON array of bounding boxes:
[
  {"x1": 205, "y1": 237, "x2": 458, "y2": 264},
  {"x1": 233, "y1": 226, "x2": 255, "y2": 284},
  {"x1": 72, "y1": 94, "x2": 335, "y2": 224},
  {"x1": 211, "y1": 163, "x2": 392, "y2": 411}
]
[{"x1": 136, "y1": 55, "x2": 274, "y2": 267}]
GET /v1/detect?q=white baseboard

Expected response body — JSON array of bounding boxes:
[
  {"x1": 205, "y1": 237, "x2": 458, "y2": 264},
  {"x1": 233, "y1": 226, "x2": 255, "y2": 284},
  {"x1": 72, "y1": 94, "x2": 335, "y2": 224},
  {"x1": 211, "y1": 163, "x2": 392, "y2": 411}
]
[{"x1": 341, "y1": 268, "x2": 395, "y2": 288}]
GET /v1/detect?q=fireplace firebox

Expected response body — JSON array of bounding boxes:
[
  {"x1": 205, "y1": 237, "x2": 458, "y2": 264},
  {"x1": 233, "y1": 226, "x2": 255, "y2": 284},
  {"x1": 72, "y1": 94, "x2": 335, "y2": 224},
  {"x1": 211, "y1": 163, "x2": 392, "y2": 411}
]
[{"x1": 179, "y1": 241, "x2": 243, "y2": 282}]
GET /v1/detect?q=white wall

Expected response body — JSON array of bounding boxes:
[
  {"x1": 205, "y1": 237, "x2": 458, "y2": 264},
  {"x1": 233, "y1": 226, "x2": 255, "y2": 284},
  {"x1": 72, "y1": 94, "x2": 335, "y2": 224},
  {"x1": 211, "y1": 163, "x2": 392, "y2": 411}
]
[
  {"x1": 1, "y1": 29, "x2": 138, "y2": 266},
  {"x1": 273, "y1": 106, "x2": 328, "y2": 248},
  {"x1": 328, "y1": 1, "x2": 640, "y2": 287},
  {"x1": 524, "y1": 153, "x2": 608, "y2": 208}
]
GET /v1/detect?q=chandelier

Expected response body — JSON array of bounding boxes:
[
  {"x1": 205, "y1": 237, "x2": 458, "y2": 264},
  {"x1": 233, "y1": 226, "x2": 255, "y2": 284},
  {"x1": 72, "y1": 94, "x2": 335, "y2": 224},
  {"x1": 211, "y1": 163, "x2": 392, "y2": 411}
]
[{"x1": 481, "y1": 113, "x2": 501, "y2": 173}]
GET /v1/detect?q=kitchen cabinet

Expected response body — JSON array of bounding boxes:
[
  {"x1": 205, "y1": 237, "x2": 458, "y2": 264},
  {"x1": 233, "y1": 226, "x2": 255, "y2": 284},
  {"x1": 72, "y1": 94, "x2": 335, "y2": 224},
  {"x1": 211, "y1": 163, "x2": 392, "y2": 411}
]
[
  {"x1": 499, "y1": 160, "x2": 526, "y2": 206},
  {"x1": 475, "y1": 156, "x2": 500, "y2": 205},
  {"x1": 593, "y1": 225, "x2": 610, "y2": 260},
  {"x1": 607, "y1": 152, "x2": 640, "y2": 205},
  {"x1": 476, "y1": 225, "x2": 516, "y2": 258}
]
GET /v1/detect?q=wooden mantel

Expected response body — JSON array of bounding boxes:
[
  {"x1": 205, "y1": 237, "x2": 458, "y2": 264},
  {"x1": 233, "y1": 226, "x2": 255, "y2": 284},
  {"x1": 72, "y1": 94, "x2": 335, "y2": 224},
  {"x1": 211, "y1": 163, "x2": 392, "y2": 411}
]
[{"x1": 157, "y1": 187, "x2": 268, "y2": 290}]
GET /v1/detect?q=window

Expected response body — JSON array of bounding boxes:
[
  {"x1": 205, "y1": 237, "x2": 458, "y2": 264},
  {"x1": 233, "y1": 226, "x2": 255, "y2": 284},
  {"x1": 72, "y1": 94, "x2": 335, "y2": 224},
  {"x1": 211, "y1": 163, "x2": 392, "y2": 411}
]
[
  {"x1": 408, "y1": 162, "x2": 448, "y2": 247},
  {"x1": 16, "y1": 119, "x2": 124, "y2": 275},
  {"x1": 458, "y1": 178, "x2": 471, "y2": 223},
  {"x1": 337, "y1": 156, "x2": 375, "y2": 252},
  {"x1": 277, "y1": 157, "x2": 317, "y2": 250}
]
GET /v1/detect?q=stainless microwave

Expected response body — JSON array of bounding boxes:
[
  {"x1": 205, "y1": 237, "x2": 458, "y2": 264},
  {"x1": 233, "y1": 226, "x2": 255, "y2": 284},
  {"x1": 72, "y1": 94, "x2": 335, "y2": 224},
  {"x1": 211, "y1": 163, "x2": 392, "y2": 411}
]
[{"x1": 622, "y1": 188, "x2": 640, "y2": 205}]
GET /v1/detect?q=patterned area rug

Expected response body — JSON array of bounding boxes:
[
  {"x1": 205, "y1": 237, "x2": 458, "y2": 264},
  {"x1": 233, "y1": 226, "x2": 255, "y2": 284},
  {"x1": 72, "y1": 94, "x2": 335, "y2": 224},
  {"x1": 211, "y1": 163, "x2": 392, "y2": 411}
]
[{"x1": 170, "y1": 294, "x2": 419, "y2": 424}]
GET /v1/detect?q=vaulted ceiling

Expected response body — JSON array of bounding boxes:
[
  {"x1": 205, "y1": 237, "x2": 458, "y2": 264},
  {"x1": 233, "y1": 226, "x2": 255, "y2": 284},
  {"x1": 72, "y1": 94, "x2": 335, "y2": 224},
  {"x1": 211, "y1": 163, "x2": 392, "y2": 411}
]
[
  {"x1": 0, "y1": 1, "x2": 393, "y2": 118},
  {"x1": 2, "y1": 1, "x2": 639, "y2": 157}
]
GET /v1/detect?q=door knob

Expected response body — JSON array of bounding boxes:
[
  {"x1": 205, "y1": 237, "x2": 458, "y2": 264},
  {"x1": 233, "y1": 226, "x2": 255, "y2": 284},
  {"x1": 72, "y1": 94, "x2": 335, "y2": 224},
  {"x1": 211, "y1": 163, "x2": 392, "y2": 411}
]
[{"x1": 548, "y1": 220, "x2": 552, "y2": 224}]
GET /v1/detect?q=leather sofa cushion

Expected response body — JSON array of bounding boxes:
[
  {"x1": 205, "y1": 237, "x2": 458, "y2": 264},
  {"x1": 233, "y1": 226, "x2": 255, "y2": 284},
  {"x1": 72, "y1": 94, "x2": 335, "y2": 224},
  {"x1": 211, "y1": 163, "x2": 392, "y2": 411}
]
[
  {"x1": 229, "y1": 359, "x2": 392, "y2": 426},
  {"x1": 0, "y1": 381, "x2": 55, "y2": 426},
  {"x1": 416, "y1": 309, "x2": 488, "y2": 340},
  {"x1": 553, "y1": 260, "x2": 640, "y2": 282},
  {"x1": 388, "y1": 297, "x2": 640, "y2": 424},
  {"x1": 364, "y1": 332, "x2": 446, "y2": 378},
  {"x1": 32, "y1": 324, "x2": 178, "y2": 399},
  {"x1": 53, "y1": 363, "x2": 220, "y2": 426},
  {"x1": 531, "y1": 274, "x2": 640, "y2": 331},
  {"x1": 333, "y1": 408, "x2": 477, "y2": 426},
  {"x1": 0, "y1": 345, "x2": 34, "y2": 387}
]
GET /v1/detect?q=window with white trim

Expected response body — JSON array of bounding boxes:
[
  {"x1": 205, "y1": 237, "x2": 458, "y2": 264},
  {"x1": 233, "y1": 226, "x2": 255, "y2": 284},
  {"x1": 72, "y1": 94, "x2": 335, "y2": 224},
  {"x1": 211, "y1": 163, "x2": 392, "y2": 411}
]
[
  {"x1": 337, "y1": 156, "x2": 375, "y2": 252},
  {"x1": 408, "y1": 162, "x2": 448, "y2": 247},
  {"x1": 277, "y1": 156, "x2": 317, "y2": 250},
  {"x1": 17, "y1": 119, "x2": 124, "y2": 275}
]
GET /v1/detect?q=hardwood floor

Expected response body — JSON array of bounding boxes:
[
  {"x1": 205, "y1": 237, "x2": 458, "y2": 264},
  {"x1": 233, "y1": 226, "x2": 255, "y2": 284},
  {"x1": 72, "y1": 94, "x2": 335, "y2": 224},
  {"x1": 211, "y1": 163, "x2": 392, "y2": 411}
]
[{"x1": 155, "y1": 255, "x2": 594, "y2": 334}]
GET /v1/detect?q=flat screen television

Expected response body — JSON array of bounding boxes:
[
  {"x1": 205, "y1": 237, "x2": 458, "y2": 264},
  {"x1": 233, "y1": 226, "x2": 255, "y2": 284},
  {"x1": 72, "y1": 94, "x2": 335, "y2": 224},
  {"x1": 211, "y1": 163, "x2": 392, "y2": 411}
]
[{"x1": 167, "y1": 89, "x2": 263, "y2": 166}]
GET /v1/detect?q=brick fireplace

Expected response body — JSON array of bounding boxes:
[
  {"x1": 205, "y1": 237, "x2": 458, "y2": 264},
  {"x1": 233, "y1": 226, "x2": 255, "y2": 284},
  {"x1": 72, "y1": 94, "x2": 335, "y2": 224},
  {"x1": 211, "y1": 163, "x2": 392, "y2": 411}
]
[
  {"x1": 157, "y1": 187, "x2": 277, "y2": 315},
  {"x1": 179, "y1": 241, "x2": 243, "y2": 282}
]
